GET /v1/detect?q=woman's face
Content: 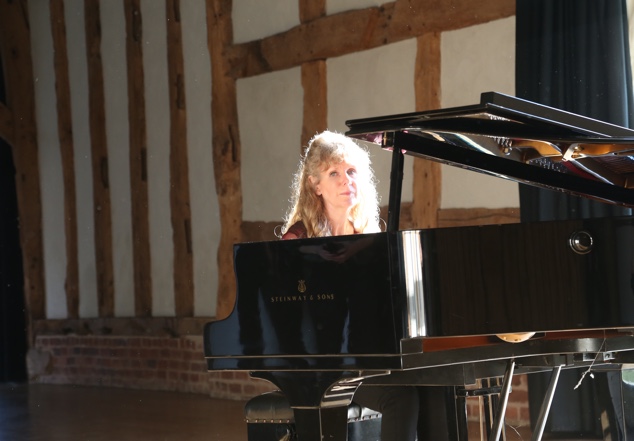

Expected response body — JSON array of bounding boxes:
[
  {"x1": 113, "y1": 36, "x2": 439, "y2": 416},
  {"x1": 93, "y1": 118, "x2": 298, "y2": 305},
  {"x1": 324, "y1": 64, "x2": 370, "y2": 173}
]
[{"x1": 312, "y1": 159, "x2": 359, "y2": 214}]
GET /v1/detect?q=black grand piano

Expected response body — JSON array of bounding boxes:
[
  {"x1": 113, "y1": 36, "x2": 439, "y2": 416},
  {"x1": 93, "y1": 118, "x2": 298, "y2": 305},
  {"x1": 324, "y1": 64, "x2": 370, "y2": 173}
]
[{"x1": 204, "y1": 93, "x2": 634, "y2": 440}]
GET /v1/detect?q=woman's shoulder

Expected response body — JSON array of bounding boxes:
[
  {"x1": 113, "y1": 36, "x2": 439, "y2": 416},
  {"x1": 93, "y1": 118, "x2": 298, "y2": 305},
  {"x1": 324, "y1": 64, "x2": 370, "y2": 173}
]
[{"x1": 282, "y1": 221, "x2": 307, "y2": 240}]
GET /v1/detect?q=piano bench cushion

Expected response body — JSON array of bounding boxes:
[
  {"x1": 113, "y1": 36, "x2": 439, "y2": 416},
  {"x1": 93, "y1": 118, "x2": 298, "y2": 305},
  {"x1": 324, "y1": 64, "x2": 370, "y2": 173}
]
[
  {"x1": 244, "y1": 390, "x2": 382, "y2": 423},
  {"x1": 244, "y1": 391, "x2": 294, "y2": 423}
]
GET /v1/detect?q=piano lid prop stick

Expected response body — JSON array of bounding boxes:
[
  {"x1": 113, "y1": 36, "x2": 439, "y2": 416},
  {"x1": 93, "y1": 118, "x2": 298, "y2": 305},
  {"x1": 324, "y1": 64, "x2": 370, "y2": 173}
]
[{"x1": 387, "y1": 132, "x2": 404, "y2": 233}]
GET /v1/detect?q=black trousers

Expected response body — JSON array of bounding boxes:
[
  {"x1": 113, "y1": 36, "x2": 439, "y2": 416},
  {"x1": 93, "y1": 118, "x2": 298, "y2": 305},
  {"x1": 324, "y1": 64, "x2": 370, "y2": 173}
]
[{"x1": 354, "y1": 385, "x2": 458, "y2": 441}]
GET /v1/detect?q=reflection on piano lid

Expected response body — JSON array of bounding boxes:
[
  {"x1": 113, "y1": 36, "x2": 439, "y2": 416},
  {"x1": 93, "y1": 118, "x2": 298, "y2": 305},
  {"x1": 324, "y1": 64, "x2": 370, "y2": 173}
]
[{"x1": 345, "y1": 92, "x2": 634, "y2": 207}]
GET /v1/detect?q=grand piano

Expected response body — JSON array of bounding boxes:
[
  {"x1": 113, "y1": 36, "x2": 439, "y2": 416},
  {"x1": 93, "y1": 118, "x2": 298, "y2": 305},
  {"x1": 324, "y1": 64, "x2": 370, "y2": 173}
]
[{"x1": 204, "y1": 92, "x2": 634, "y2": 440}]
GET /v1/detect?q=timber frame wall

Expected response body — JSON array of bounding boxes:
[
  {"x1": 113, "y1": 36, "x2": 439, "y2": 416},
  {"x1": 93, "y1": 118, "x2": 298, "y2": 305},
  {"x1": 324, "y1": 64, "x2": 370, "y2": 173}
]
[
  {"x1": 0, "y1": 0, "x2": 522, "y2": 407},
  {"x1": 0, "y1": 0, "x2": 526, "y2": 422},
  {"x1": 1, "y1": 0, "x2": 516, "y2": 338}
]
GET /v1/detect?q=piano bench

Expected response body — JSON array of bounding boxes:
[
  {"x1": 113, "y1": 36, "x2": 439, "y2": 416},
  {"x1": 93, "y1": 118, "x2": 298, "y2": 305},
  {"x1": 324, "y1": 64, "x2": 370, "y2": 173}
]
[{"x1": 244, "y1": 391, "x2": 382, "y2": 441}]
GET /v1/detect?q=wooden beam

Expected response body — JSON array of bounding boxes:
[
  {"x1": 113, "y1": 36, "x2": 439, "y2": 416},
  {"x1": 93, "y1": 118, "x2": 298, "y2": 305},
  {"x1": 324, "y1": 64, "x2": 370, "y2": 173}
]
[
  {"x1": 166, "y1": 0, "x2": 194, "y2": 317},
  {"x1": 124, "y1": 0, "x2": 153, "y2": 316},
  {"x1": 0, "y1": 0, "x2": 46, "y2": 332},
  {"x1": 50, "y1": 0, "x2": 79, "y2": 319},
  {"x1": 0, "y1": 102, "x2": 13, "y2": 145},
  {"x1": 438, "y1": 207, "x2": 520, "y2": 227},
  {"x1": 299, "y1": 0, "x2": 327, "y2": 151},
  {"x1": 411, "y1": 32, "x2": 441, "y2": 229},
  {"x1": 85, "y1": 0, "x2": 115, "y2": 318},
  {"x1": 227, "y1": 0, "x2": 515, "y2": 79},
  {"x1": 207, "y1": 0, "x2": 243, "y2": 319},
  {"x1": 299, "y1": 0, "x2": 325, "y2": 23},
  {"x1": 32, "y1": 316, "x2": 212, "y2": 337}
]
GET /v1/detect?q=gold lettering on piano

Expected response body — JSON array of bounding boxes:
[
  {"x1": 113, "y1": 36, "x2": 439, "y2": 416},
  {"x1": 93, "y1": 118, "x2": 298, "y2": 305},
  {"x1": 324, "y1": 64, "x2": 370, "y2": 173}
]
[
  {"x1": 269, "y1": 294, "x2": 336, "y2": 303},
  {"x1": 270, "y1": 295, "x2": 309, "y2": 302}
]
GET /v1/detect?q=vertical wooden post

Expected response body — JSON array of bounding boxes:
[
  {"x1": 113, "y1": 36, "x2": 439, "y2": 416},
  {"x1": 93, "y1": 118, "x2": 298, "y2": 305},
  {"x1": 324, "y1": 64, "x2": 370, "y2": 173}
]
[
  {"x1": 412, "y1": 32, "x2": 442, "y2": 229},
  {"x1": 299, "y1": 0, "x2": 327, "y2": 152},
  {"x1": 85, "y1": 0, "x2": 115, "y2": 317},
  {"x1": 124, "y1": 0, "x2": 153, "y2": 316},
  {"x1": 166, "y1": 0, "x2": 194, "y2": 317},
  {"x1": 207, "y1": 0, "x2": 243, "y2": 319},
  {"x1": 50, "y1": 0, "x2": 80, "y2": 318},
  {"x1": 0, "y1": 0, "x2": 46, "y2": 338}
]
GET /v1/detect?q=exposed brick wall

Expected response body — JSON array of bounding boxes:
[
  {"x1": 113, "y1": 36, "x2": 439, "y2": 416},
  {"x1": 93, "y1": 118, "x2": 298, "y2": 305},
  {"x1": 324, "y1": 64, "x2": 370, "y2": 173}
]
[
  {"x1": 29, "y1": 334, "x2": 531, "y2": 427},
  {"x1": 29, "y1": 335, "x2": 275, "y2": 400}
]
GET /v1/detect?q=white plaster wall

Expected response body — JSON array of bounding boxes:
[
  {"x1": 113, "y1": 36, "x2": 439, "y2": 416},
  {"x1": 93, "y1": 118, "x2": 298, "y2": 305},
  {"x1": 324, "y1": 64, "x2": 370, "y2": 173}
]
[
  {"x1": 141, "y1": 0, "x2": 174, "y2": 317},
  {"x1": 233, "y1": 0, "x2": 299, "y2": 44},
  {"x1": 440, "y1": 16, "x2": 519, "y2": 209},
  {"x1": 181, "y1": 0, "x2": 217, "y2": 317},
  {"x1": 65, "y1": 0, "x2": 99, "y2": 318},
  {"x1": 327, "y1": 39, "x2": 417, "y2": 206},
  {"x1": 101, "y1": 0, "x2": 135, "y2": 317},
  {"x1": 238, "y1": 67, "x2": 303, "y2": 224},
  {"x1": 29, "y1": 0, "x2": 67, "y2": 319}
]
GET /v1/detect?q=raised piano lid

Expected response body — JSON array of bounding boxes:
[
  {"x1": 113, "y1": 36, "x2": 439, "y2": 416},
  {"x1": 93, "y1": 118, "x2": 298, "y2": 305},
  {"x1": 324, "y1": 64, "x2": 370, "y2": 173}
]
[{"x1": 345, "y1": 92, "x2": 634, "y2": 207}]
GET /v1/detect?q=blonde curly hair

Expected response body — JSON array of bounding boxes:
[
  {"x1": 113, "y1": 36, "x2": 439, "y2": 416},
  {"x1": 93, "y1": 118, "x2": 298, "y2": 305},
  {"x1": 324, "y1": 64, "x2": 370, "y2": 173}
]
[{"x1": 282, "y1": 131, "x2": 381, "y2": 238}]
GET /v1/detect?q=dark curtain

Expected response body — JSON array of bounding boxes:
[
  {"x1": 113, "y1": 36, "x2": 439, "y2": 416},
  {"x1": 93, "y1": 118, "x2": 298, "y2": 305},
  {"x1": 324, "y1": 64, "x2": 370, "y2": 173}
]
[
  {"x1": 516, "y1": 0, "x2": 634, "y2": 222},
  {"x1": 0, "y1": 52, "x2": 27, "y2": 382},
  {"x1": 516, "y1": 0, "x2": 633, "y2": 438}
]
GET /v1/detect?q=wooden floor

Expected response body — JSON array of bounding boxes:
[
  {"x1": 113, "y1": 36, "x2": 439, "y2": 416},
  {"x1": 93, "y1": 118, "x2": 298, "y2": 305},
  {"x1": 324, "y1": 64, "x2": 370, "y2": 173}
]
[
  {"x1": 0, "y1": 383, "x2": 596, "y2": 441},
  {"x1": 0, "y1": 383, "x2": 248, "y2": 441}
]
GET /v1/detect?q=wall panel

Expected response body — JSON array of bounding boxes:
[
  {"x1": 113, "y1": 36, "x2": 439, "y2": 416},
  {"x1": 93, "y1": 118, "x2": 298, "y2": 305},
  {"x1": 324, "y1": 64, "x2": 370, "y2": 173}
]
[
  {"x1": 181, "y1": 0, "x2": 217, "y2": 317},
  {"x1": 101, "y1": 0, "x2": 135, "y2": 317},
  {"x1": 141, "y1": 0, "x2": 175, "y2": 317},
  {"x1": 64, "y1": 0, "x2": 101, "y2": 317},
  {"x1": 232, "y1": 0, "x2": 300, "y2": 44},
  {"x1": 327, "y1": 39, "x2": 417, "y2": 205},
  {"x1": 440, "y1": 16, "x2": 518, "y2": 210},
  {"x1": 29, "y1": 0, "x2": 67, "y2": 319},
  {"x1": 238, "y1": 67, "x2": 303, "y2": 223}
]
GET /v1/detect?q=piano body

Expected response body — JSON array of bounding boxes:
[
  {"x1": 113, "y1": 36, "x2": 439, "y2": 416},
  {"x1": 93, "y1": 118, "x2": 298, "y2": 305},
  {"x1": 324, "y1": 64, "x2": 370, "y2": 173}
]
[{"x1": 204, "y1": 93, "x2": 634, "y2": 440}]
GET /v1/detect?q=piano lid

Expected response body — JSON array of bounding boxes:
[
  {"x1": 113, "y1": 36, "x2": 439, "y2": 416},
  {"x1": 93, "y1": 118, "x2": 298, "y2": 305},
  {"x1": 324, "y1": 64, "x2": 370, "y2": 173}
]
[{"x1": 345, "y1": 92, "x2": 634, "y2": 207}]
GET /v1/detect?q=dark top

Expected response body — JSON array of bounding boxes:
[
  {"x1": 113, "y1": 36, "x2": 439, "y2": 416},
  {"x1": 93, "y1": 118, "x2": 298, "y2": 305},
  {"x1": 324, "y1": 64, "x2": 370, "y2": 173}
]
[{"x1": 282, "y1": 221, "x2": 307, "y2": 240}]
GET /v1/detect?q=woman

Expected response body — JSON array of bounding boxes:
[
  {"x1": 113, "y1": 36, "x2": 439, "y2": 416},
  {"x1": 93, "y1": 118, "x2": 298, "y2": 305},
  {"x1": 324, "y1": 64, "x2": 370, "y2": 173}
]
[
  {"x1": 281, "y1": 130, "x2": 381, "y2": 239},
  {"x1": 280, "y1": 130, "x2": 420, "y2": 441}
]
